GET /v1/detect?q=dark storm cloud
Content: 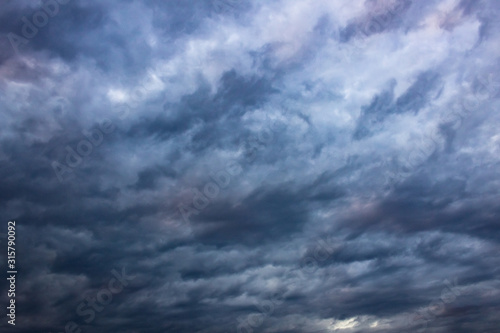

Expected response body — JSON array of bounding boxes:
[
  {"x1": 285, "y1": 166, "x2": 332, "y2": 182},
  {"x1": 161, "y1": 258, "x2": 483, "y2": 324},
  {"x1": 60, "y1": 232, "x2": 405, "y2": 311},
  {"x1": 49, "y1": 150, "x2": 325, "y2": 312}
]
[
  {"x1": 191, "y1": 183, "x2": 310, "y2": 246},
  {"x1": 1, "y1": 0, "x2": 500, "y2": 332}
]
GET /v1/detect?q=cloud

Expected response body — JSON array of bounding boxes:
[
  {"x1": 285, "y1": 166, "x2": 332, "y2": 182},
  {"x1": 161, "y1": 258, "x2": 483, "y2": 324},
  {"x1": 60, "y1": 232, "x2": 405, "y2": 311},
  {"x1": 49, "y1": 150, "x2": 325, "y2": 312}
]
[{"x1": 1, "y1": 0, "x2": 500, "y2": 332}]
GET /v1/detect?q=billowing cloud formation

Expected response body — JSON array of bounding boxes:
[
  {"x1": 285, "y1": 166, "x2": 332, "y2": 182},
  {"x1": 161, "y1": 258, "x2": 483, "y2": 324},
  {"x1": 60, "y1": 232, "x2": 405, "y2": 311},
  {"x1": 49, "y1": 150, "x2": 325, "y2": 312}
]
[{"x1": 1, "y1": 0, "x2": 500, "y2": 332}]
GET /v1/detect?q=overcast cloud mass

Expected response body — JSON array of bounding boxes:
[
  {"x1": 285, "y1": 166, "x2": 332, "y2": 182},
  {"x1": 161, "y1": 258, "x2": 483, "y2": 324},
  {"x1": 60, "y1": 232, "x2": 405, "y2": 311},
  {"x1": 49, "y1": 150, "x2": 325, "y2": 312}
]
[{"x1": 1, "y1": 0, "x2": 500, "y2": 332}]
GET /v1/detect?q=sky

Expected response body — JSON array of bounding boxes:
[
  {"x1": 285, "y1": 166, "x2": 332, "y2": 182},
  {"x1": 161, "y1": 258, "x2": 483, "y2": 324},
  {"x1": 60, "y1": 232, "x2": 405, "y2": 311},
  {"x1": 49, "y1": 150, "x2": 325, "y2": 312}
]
[{"x1": 1, "y1": 0, "x2": 500, "y2": 332}]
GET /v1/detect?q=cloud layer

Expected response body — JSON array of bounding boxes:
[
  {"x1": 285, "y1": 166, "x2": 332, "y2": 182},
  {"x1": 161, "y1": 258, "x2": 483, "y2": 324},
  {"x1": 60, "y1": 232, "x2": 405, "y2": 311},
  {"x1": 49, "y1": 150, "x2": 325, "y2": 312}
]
[{"x1": 1, "y1": 0, "x2": 500, "y2": 332}]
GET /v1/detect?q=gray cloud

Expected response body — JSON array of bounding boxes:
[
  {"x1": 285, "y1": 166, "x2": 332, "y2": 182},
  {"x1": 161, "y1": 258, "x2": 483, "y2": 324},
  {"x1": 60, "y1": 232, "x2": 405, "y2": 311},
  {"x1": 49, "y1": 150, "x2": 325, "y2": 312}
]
[{"x1": 1, "y1": 0, "x2": 500, "y2": 332}]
